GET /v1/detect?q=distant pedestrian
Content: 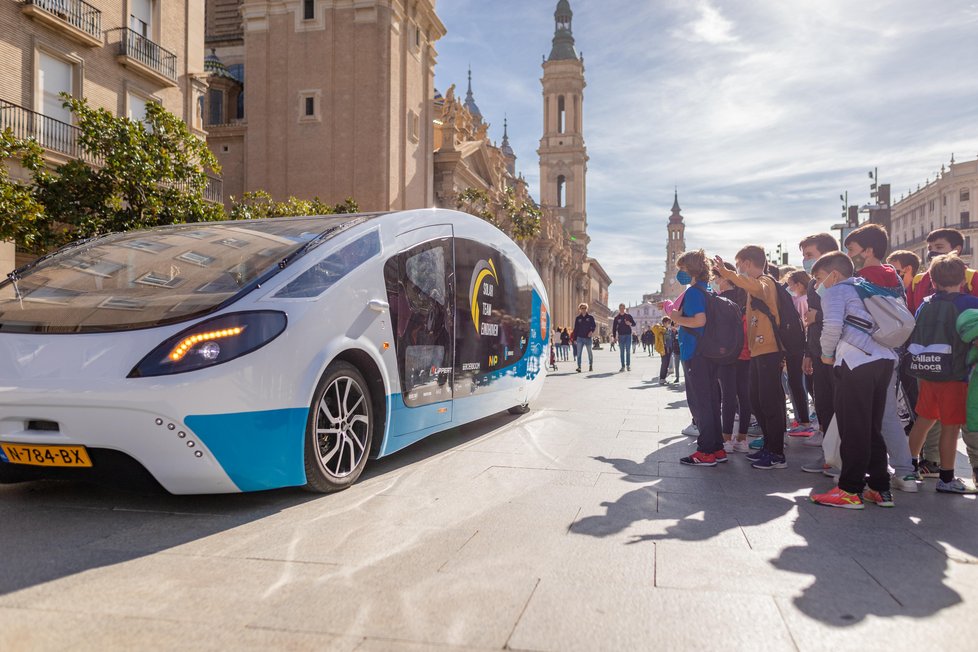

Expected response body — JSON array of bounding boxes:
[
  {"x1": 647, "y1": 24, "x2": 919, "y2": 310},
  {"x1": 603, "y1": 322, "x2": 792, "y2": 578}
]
[
  {"x1": 560, "y1": 328, "x2": 571, "y2": 361},
  {"x1": 573, "y1": 303, "x2": 596, "y2": 372},
  {"x1": 612, "y1": 303, "x2": 637, "y2": 371},
  {"x1": 655, "y1": 318, "x2": 670, "y2": 382}
]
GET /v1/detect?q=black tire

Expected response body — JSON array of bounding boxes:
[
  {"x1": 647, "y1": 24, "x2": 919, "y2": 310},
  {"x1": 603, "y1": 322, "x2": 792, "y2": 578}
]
[
  {"x1": 303, "y1": 361, "x2": 374, "y2": 493},
  {"x1": 508, "y1": 403, "x2": 530, "y2": 415}
]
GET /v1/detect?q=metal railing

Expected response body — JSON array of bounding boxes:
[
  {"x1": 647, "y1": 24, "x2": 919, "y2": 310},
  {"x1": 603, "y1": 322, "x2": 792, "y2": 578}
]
[
  {"x1": 204, "y1": 174, "x2": 223, "y2": 204},
  {"x1": 23, "y1": 0, "x2": 101, "y2": 40},
  {"x1": 0, "y1": 99, "x2": 89, "y2": 161},
  {"x1": 119, "y1": 28, "x2": 177, "y2": 83}
]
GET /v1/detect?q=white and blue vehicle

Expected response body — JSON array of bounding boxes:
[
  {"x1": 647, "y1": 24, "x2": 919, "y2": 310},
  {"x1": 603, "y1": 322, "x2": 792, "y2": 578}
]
[{"x1": 0, "y1": 209, "x2": 549, "y2": 494}]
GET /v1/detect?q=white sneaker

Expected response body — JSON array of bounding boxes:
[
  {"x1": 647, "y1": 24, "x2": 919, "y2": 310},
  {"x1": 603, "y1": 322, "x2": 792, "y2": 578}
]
[
  {"x1": 681, "y1": 422, "x2": 699, "y2": 437},
  {"x1": 723, "y1": 440, "x2": 735, "y2": 453},
  {"x1": 892, "y1": 474, "x2": 920, "y2": 493},
  {"x1": 732, "y1": 439, "x2": 751, "y2": 454},
  {"x1": 802, "y1": 430, "x2": 824, "y2": 447}
]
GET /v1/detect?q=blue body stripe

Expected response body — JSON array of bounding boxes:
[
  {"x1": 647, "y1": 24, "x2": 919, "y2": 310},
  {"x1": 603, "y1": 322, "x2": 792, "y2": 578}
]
[{"x1": 185, "y1": 408, "x2": 308, "y2": 492}]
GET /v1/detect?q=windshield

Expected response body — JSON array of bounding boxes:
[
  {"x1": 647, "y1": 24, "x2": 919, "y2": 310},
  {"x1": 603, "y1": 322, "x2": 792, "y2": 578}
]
[{"x1": 0, "y1": 216, "x2": 376, "y2": 333}]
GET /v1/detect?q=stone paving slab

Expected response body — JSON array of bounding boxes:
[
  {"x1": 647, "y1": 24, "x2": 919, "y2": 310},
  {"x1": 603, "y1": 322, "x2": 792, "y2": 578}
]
[{"x1": 2, "y1": 350, "x2": 978, "y2": 650}]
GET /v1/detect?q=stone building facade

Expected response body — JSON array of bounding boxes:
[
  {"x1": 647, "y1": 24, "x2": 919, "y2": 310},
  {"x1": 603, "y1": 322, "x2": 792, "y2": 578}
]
[
  {"x1": 889, "y1": 155, "x2": 978, "y2": 267},
  {"x1": 203, "y1": 0, "x2": 446, "y2": 211},
  {"x1": 1, "y1": 0, "x2": 208, "y2": 270}
]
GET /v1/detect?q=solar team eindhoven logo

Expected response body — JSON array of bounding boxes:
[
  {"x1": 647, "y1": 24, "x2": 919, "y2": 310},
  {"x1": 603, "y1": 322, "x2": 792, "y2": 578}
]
[{"x1": 469, "y1": 258, "x2": 499, "y2": 336}]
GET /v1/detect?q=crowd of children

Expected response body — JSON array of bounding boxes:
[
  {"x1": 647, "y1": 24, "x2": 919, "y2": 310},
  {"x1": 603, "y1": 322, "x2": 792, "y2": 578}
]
[{"x1": 660, "y1": 224, "x2": 978, "y2": 509}]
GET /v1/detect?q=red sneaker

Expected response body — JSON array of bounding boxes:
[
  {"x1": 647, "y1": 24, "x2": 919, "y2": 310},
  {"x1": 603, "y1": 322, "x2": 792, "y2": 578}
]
[
  {"x1": 680, "y1": 451, "x2": 717, "y2": 467},
  {"x1": 810, "y1": 486, "x2": 864, "y2": 509},
  {"x1": 713, "y1": 449, "x2": 729, "y2": 463}
]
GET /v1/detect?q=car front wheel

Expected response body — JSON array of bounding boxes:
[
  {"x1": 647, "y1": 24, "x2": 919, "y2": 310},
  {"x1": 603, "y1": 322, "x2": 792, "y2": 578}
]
[{"x1": 303, "y1": 361, "x2": 373, "y2": 493}]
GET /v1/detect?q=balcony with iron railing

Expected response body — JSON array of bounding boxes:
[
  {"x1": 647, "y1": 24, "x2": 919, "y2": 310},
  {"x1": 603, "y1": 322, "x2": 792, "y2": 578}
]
[
  {"x1": 204, "y1": 174, "x2": 223, "y2": 204},
  {"x1": 21, "y1": 0, "x2": 102, "y2": 47},
  {"x1": 117, "y1": 28, "x2": 177, "y2": 87},
  {"x1": 0, "y1": 99, "x2": 96, "y2": 163}
]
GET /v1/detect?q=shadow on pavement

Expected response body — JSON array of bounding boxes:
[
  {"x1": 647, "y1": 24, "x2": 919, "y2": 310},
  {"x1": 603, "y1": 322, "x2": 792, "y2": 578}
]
[
  {"x1": 0, "y1": 410, "x2": 519, "y2": 597},
  {"x1": 575, "y1": 434, "x2": 978, "y2": 627}
]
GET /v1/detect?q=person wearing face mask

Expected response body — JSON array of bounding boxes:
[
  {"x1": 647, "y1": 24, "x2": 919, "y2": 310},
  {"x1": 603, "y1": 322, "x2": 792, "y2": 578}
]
[
  {"x1": 666, "y1": 250, "x2": 725, "y2": 466},
  {"x1": 713, "y1": 245, "x2": 788, "y2": 470},
  {"x1": 886, "y1": 250, "x2": 921, "y2": 295},
  {"x1": 797, "y1": 233, "x2": 841, "y2": 474},
  {"x1": 809, "y1": 252, "x2": 898, "y2": 509},
  {"x1": 908, "y1": 228, "x2": 978, "y2": 314},
  {"x1": 886, "y1": 249, "x2": 923, "y2": 430},
  {"x1": 843, "y1": 223, "x2": 918, "y2": 493}
]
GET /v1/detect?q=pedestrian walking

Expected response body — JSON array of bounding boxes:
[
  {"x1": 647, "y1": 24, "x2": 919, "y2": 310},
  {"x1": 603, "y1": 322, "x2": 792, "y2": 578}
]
[
  {"x1": 573, "y1": 303, "x2": 596, "y2": 372},
  {"x1": 612, "y1": 303, "x2": 637, "y2": 371}
]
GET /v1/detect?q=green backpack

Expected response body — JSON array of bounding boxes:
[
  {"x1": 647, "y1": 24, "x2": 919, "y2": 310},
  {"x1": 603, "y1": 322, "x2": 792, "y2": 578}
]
[{"x1": 907, "y1": 293, "x2": 969, "y2": 381}]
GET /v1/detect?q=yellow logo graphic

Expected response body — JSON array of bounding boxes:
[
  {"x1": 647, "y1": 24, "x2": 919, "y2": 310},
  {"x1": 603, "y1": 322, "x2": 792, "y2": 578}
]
[
  {"x1": 470, "y1": 258, "x2": 498, "y2": 335},
  {"x1": 489, "y1": 355, "x2": 499, "y2": 366}
]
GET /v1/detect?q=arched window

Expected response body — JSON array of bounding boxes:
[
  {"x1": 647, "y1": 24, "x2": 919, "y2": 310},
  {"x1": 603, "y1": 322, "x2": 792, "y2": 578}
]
[
  {"x1": 557, "y1": 95, "x2": 565, "y2": 134},
  {"x1": 557, "y1": 175, "x2": 566, "y2": 208}
]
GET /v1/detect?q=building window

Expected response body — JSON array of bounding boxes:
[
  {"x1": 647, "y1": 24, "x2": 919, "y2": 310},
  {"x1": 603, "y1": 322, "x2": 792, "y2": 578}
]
[
  {"x1": 298, "y1": 90, "x2": 321, "y2": 122},
  {"x1": 127, "y1": 91, "x2": 156, "y2": 129},
  {"x1": 557, "y1": 175, "x2": 565, "y2": 207},
  {"x1": 207, "y1": 90, "x2": 224, "y2": 125},
  {"x1": 416, "y1": 27, "x2": 422, "y2": 47},
  {"x1": 963, "y1": 211, "x2": 971, "y2": 228},
  {"x1": 557, "y1": 95, "x2": 565, "y2": 134},
  {"x1": 129, "y1": 0, "x2": 154, "y2": 38},
  {"x1": 37, "y1": 51, "x2": 75, "y2": 124},
  {"x1": 963, "y1": 190, "x2": 971, "y2": 202},
  {"x1": 929, "y1": 200, "x2": 934, "y2": 212},
  {"x1": 408, "y1": 110, "x2": 420, "y2": 143},
  {"x1": 303, "y1": 0, "x2": 315, "y2": 20}
]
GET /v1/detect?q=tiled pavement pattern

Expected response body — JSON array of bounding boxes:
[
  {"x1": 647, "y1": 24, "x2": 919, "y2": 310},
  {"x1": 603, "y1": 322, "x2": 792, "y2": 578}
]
[{"x1": 2, "y1": 349, "x2": 977, "y2": 651}]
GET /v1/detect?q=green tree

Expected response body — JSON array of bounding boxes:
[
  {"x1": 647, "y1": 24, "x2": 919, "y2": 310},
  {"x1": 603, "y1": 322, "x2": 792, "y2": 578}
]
[
  {"x1": 0, "y1": 95, "x2": 226, "y2": 254},
  {"x1": 227, "y1": 190, "x2": 359, "y2": 220},
  {"x1": 455, "y1": 187, "x2": 497, "y2": 226},
  {"x1": 504, "y1": 187, "x2": 542, "y2": 240},
  {"x1": 0, "y1": 130, "x2": 47, "y2": 251}
]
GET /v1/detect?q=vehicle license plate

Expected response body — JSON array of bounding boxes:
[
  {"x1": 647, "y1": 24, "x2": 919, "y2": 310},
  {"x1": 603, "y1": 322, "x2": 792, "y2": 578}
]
[{"x1": 0, "y1": 443, "x2": 92, "y2": 467}]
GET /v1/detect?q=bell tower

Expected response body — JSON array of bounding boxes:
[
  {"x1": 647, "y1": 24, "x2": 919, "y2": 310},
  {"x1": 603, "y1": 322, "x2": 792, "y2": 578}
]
[
  {"x1": 538, "y1": 0, "x2": 588, "y2": 247},
  {"x1": 660, "y1": 190, "x2": 687, "y2": 299}
]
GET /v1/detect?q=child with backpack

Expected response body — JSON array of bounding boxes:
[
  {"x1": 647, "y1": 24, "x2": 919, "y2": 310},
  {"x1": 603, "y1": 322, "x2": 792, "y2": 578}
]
[
  {"x1": 843, "y1": 223, "x2": 919, "y2": 492},
  {"x1": 713, "y1": 246, "x2": 789, "y2": 469},
  {"x1": 809, "y1": 252, "x2": 899, "y2": 509},
  {"x1": 906, "y1": 253, "x2": 978, "y2": 494},
  {"x1": 667, "y1": 250, "x2": 725, "y2": 466}
]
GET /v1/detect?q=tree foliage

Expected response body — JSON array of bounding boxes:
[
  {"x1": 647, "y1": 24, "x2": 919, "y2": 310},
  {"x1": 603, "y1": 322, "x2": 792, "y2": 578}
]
[
  {"x1": 0, "y1": 130, "x2": 47, "y2": 250},
  {"x1": 504, "y1": 187, "x2": 542, "y2": 240},
  {"x1": 455, "y1": 187, "x2": 496, "y2": 226},
  {"x1": 455, "y1": 186, "x2": 541, "y2": 240},
  {"x1": 0, "y1": 95, "x2": 224, "y2": 254},
  {"x1": 227, "y1": 191, "x2": 359, "y2": 220}
]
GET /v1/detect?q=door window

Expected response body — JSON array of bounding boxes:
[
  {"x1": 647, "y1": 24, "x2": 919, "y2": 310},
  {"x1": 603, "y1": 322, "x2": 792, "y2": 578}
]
[{"x1": 384, "y1": 238, "x2": 454, "y2": 407}]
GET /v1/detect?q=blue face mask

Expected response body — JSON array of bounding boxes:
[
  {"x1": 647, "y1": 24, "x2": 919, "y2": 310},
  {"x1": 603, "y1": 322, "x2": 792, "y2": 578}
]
[
  {"x1": 676, "y1": 270, "x2": 692, "y2": 285},
  {"x1": 815, "y1": 283, "x2": 827, "y2": 299},
  {"x1": 802, "y1": 259, "x2": 815, "y2": 274}
]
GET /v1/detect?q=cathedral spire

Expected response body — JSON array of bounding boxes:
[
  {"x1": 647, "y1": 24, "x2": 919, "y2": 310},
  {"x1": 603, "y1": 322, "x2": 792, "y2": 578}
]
[
  {"x1": 500, "y1": 115, "x2": 516, "y2": 175},
  {"x1": 670, "y1": 189, "x2": 683, "y2": 223},
  {"x1": 463, "y1": 65, "x2": 483, "y2": 121},
  {"x1": 548, "y1": 0, "x2": 579, "y2": 61}
]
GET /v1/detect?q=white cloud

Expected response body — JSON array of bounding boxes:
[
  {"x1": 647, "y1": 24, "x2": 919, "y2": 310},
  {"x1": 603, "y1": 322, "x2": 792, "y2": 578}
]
[
  {"x1": 434, "y1": 0, "x2": 978, "y2": 306},
  {"x1": 683, "y1": 1, "x2": 738, "y2": 45}
]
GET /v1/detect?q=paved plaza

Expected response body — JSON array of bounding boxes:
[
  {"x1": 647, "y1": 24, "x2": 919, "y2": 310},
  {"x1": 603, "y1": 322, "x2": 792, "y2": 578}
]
[{"x1": 2, "y1": 348, "x2": 978, "y2": 651}]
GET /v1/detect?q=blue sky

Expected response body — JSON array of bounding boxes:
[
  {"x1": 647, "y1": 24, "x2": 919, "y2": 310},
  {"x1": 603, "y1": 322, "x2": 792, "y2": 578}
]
[{"x1": 434, "y1": 0, "x2": 978, "y2": 307}]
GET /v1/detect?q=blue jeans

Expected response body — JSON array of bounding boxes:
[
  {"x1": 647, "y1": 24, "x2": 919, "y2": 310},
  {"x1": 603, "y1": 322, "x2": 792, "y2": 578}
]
[
  {"x1": 619, "y1": 334, "x2": 632, "y2": 368},
  {"x1": 576, "y1": 337, "x2": 592, "y2": 369}
]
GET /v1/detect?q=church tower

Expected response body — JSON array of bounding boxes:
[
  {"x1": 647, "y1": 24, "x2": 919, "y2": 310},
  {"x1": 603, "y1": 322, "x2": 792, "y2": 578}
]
[
  {"x1": 660, "y1": 190, "x2": 687, "y2": 299},
  {"x1": 538, "y1": 0, "x2": 588, "y2": 247}
]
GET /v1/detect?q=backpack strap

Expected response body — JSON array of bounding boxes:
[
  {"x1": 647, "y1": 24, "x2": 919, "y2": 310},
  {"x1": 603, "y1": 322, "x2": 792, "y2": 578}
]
[{"x1": 749, "y1": 284, "x2": 785, "y2": 353}]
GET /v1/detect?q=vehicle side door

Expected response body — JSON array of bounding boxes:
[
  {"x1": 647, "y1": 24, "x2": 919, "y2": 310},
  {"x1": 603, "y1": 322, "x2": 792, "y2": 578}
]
[{"x1": 383, "y1": 226, "x2": 455, "y2": 433}]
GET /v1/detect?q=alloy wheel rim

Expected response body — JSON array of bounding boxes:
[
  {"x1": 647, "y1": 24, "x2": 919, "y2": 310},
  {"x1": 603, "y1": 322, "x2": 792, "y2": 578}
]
[{"x1": 315, "y1": 376, "x2": 369, "y2": 478}]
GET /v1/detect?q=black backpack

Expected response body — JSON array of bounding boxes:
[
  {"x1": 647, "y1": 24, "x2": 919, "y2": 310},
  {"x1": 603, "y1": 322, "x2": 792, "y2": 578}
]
[
  {"x1": 908, "y1": 293, "x2": 968, "y2": 381},
  {"x1": 689, "y1": 286, "x2": 745, "y2": 365},
  {"x1": 751, "y1": 279, "x2": 805, "y2": 356}
]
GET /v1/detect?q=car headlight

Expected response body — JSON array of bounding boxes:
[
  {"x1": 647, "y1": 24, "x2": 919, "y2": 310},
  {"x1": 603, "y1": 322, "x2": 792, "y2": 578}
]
[{"x1": 128, "y1": 311, "x2": 287, "y2": 378}]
